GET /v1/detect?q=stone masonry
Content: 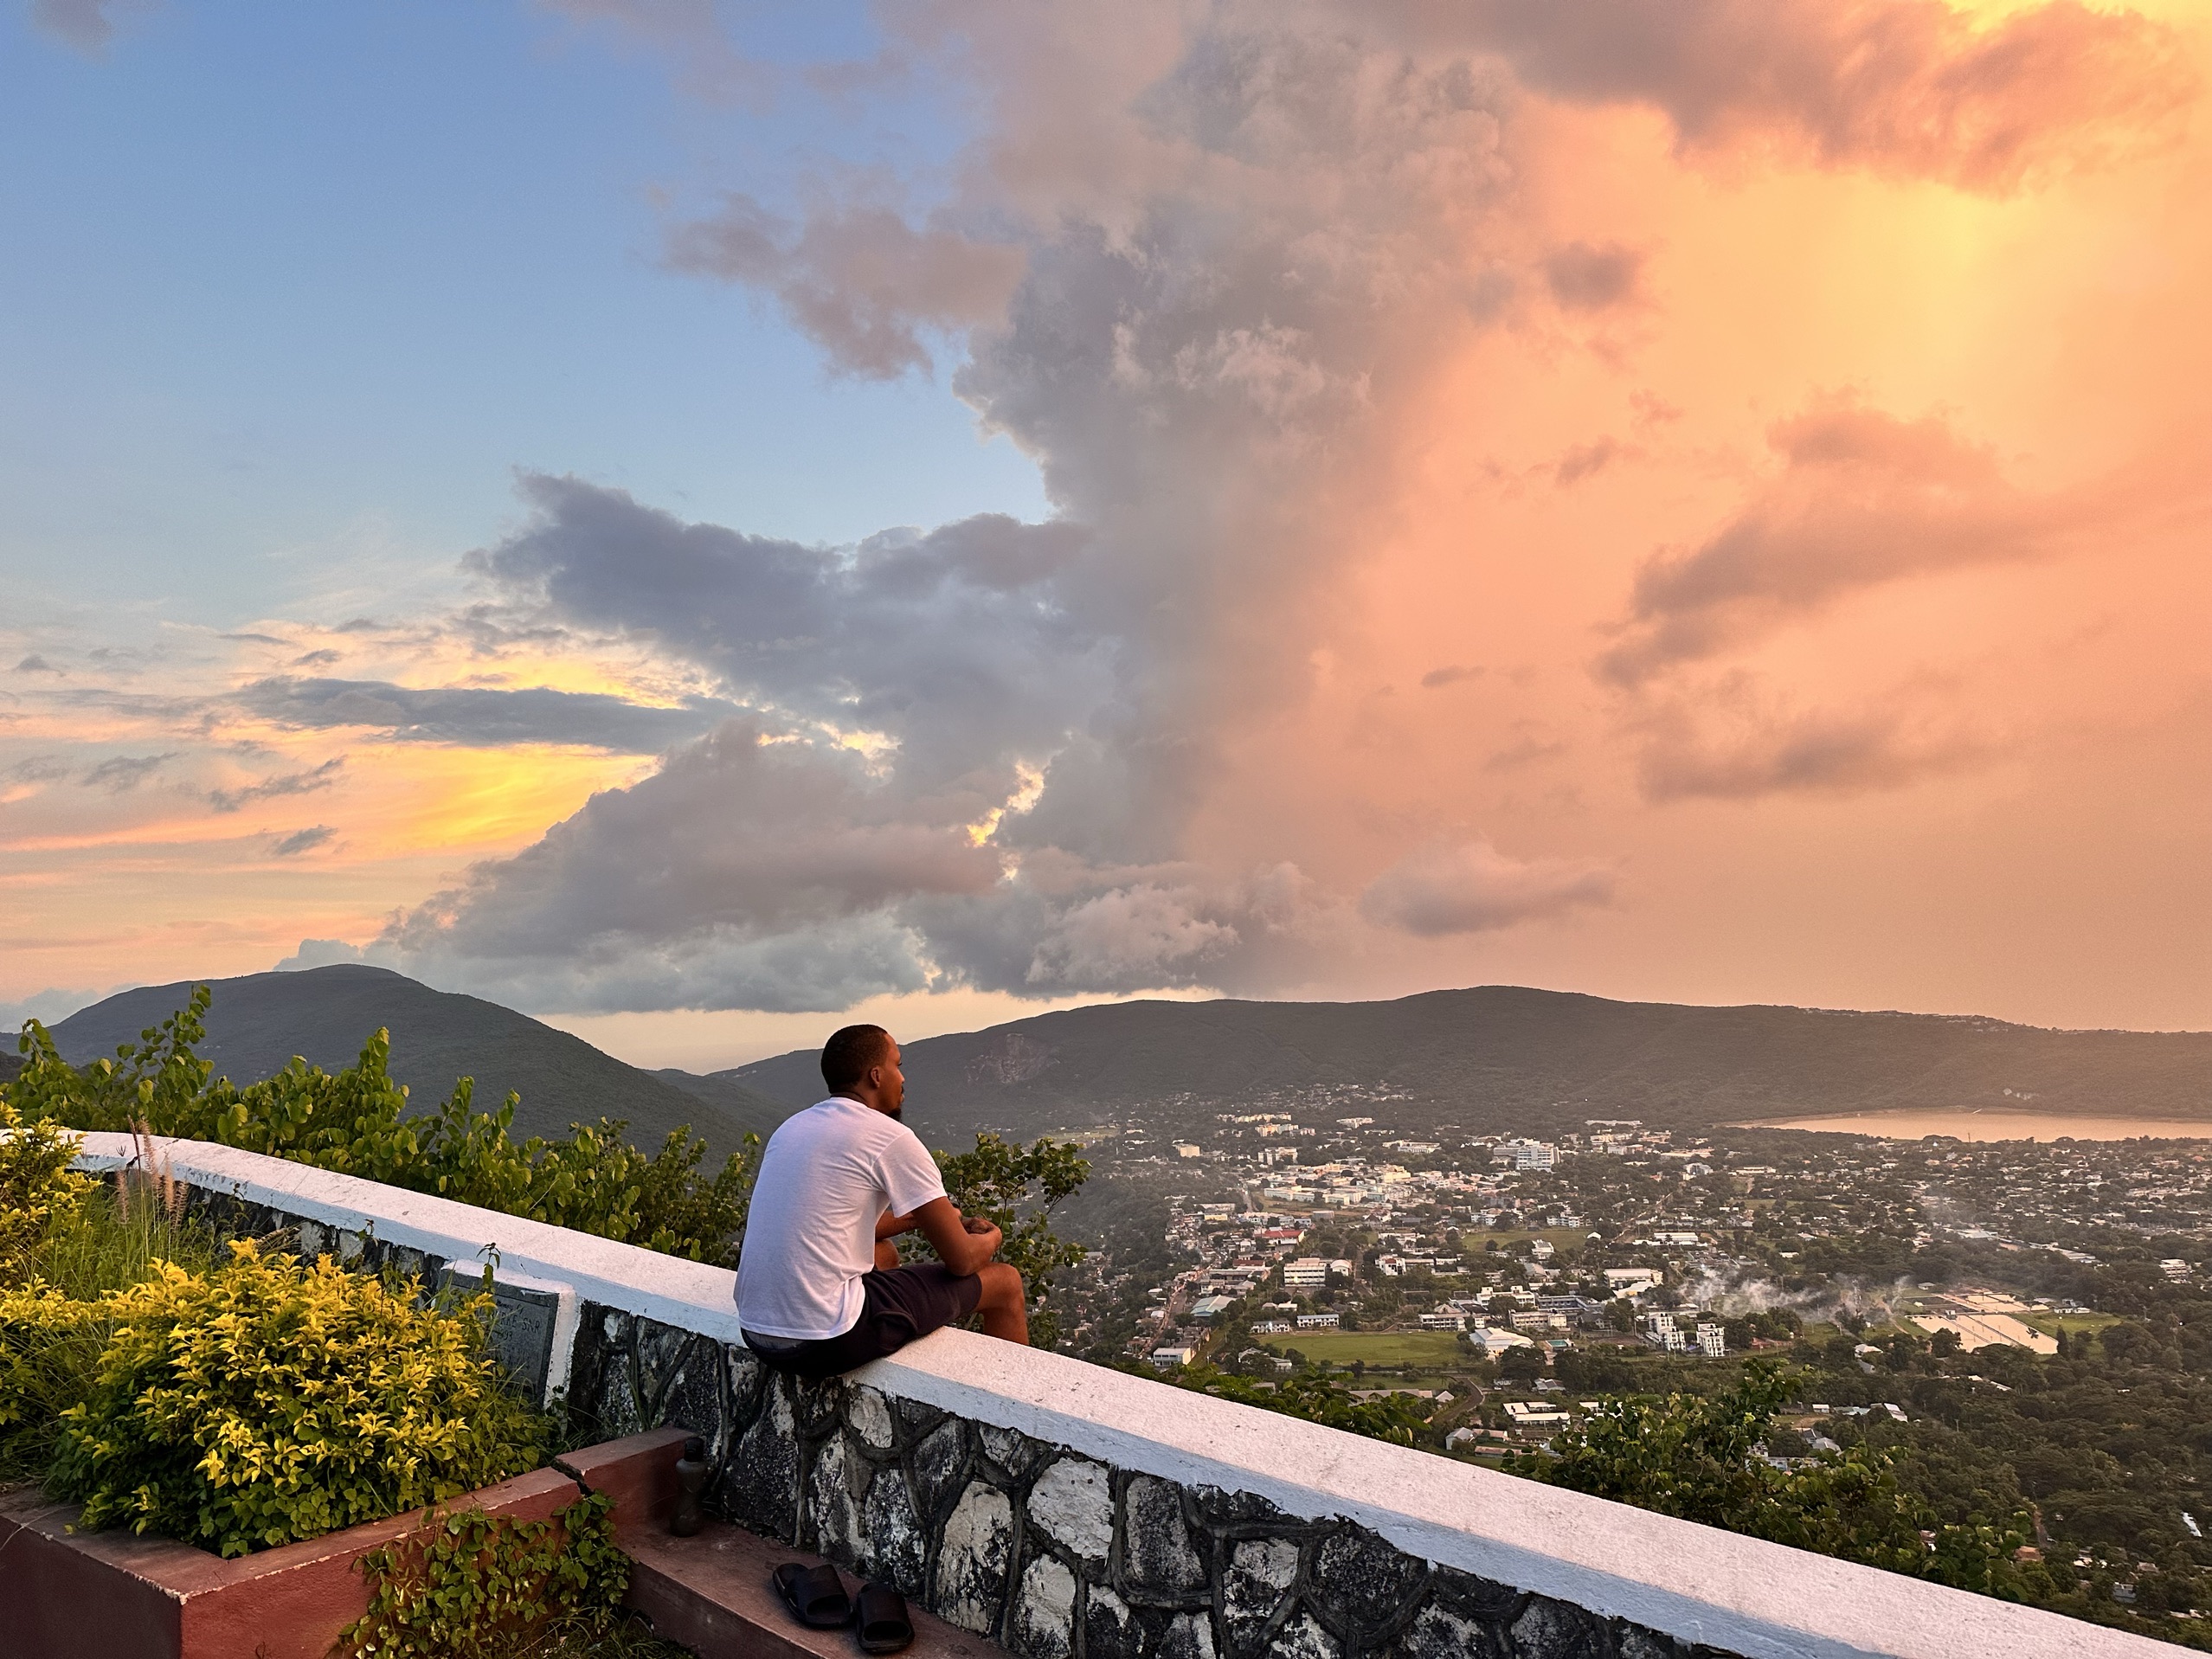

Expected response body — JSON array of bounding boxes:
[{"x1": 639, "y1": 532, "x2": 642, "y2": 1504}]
[{"x1": 569, "y1": 1306, "x2": 1744, "y2": 1659}]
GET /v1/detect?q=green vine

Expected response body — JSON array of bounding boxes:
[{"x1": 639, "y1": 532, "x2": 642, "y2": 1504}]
[{"x1": 338, "y1": 1492, "x2": 630, "y2": 1659}]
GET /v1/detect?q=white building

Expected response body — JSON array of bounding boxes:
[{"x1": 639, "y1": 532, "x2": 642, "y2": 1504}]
[
  {"x1": 1283, "y1": 1257, "x2": 1329, "y2": 1287},
  {"x1": 1697, "y1": 1322, "x2": 1727, "y2": 1359},
  {"x1": 1295, "y1": 1313, "x2": 1340, "y2": 1330},
  {"x1": 1504, "y1": 1400, "x2": 1571, "y2": 1426},
  {"x1": 1501, "y1": 1140, "x2": 1556, "y2": 1171},
  {"x1": 1473, "y1": 1327, "x2": 1535, "y2": 1359},
  {"x1": 1149, "y1": 1345, "x2": 1200, "y2": 1368}
]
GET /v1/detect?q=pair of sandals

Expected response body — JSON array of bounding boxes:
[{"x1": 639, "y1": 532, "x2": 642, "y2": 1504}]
[{"x1": 775, "y1": 1560, "x2": 914, "y2": 1654}]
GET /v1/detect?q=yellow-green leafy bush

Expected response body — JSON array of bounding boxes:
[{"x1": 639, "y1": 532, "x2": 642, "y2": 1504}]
[
  {"x1": 47, "y1": 1240, "x2": 550, "y2": 1556},
  {"x1": 0, "y1": 1096, "x2": 86, "y2": 1277}
]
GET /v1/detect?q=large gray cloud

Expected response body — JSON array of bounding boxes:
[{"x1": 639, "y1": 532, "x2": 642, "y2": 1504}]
[{"x1": 373, "y1": 479, "x2": 1355, "y2": 1009}]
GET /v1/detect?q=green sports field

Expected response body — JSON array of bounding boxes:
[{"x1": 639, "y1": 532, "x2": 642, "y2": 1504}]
[{"x1": 1256, "y1": 1330, "x2": 1467, "y2": 1368}]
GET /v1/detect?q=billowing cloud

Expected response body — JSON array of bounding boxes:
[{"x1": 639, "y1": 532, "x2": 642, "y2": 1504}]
[
  {"x1": 666, "y1": 197, "x2": 1026, "y2": 378},
  {"x1": 55, "y1": 0, "x2": 2154, "y2": 1018},
  {"x1": 1378, "y1": 0, "x2": 2195, "y2": 190},
  {"x1": 1360, "y1": 839, "x2": 1615, "y2": 936},
  {"x1": 237, "y1": 676, "x2": 740, "y2": 753},
  {"x1": 331, "y1": 0, "x2": 2203, "y2": 1013}
]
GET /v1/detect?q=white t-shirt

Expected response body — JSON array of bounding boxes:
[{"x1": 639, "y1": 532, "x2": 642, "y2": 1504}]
[{"x1": 734, "y1": 1096, "x2": 949, "y2": 1341}]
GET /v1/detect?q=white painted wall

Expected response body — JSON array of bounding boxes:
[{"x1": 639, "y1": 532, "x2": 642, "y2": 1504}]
[{"x1": 62, "y1": 1134, "x2": 2167, "y2": 1659}]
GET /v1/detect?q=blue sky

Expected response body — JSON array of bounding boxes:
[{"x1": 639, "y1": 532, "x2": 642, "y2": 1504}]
[{"x1": 0, "y1": 1, "x2": 1045, "y2": 630}]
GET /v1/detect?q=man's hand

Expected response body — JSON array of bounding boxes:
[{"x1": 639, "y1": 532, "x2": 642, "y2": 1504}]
[{"x1": 913, "y1": 1197, "x2": 1001, "y2": 1276}]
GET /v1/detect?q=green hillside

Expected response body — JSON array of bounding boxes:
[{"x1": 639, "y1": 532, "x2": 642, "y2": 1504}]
[{"x1": 42, "y1": 966, "x2": 783, "y2": 1157}]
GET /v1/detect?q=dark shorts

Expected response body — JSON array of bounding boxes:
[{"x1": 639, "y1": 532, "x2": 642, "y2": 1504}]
[{"x1": 743, "y1": 1263, "x2": 982, "y2": 1381}]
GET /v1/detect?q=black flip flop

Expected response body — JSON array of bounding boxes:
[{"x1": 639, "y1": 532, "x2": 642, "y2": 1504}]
[
  {"x1": 774, "y1": 1561, "x2": 854, "y2": 1629},
  {"x1": 856, "y1": 1580, "x2": 914, "y2": 1655}
]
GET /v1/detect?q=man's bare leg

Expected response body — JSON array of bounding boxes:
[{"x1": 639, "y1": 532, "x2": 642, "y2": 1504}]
[{"x1": 976, "y1": 1262, "x2": 1029, "y2": 1345}]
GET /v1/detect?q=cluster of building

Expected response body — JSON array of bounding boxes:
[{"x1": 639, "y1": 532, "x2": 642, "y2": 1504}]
[{"x1": 1057, "y1": 1096, "x2": 2196, "y2": 1404}]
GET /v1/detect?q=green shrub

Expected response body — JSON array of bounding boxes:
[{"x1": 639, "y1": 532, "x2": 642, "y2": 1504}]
[
  {"x1": 0, "y1": 1094, "x2": 87, "y2": 1277},
  {"x1": 338, "y1": 1492, "x2": 629, "y2": 1659},
  {"x1": 46, "y1": 1239, "x2": 551, "y2": 1556},
  {"x1": 929, "y1": 1132, "x2": 1090, "y2": 1348},
  {"x1": 9, "y1": 987, "x2": 757, "y2": 1264},
  {"x1": 1508, "y1": 1360, "x2": 2038, "y2": 1598}
]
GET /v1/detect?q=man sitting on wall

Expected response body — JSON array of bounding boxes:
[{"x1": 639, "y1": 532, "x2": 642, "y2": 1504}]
[{"x1": 736, "y1": 1024, "x2": 1027, "y2": 1379}]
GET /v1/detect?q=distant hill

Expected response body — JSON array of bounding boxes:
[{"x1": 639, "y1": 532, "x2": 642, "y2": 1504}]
[
  {"x1": 38, "y1": 966, "x2": 786, "y2": 1157},
  {"x1": 727, "y1": 987, "x2": 2212, "y2": 1141}
]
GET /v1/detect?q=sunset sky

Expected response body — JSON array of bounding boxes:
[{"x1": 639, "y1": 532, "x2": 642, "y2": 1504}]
[{"x1": 4, "y1": 0, "x2": 2208, "y2": 1069}]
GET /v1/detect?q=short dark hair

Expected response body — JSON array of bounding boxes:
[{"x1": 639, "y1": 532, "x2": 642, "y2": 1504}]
[{"x1": 821, "y1": 1025, "x2": 894, "y2": 1094}]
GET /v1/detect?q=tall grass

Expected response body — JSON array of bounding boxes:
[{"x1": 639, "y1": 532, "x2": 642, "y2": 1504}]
[{"x1": 0, "y1": 1179, "x2": 220, "y2": 1485}]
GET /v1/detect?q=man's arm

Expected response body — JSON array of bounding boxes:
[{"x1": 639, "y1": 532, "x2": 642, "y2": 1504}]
[{"x1": 911, "y1": 1196, "x2": 1002, "y2": 1278}]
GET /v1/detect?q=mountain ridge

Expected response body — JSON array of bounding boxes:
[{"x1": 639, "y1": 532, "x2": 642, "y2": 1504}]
[
  {"x1": 720, "y1": 985, "x2": 2212, "y2": 1141},
  {"x1": 35, "y1": 966, "x2": 791, "y2": 1154}
]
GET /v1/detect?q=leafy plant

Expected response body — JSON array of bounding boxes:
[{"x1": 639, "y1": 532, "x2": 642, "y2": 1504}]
[
  {"x1": 338, "y1": 1492, "x2": 629, "y2": 1659},
  {"x1": 10, "y1": 987, "x2": 759, "y2": 1264},
  {"x1": 46, "y1": 1239, "x2": 552, "y2": 1556},
  {"x1": 0, "y1": 1093, "x2": 87, "y2": 1277},
  {"x1": 930, "y1": 1132, "x2": 1090, "y2": 1347}
]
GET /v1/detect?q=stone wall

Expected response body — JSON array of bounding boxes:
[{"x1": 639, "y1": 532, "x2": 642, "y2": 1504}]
[{"x1": 569, "y1": 1306, "x2": 1711, "y2": 1659}]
